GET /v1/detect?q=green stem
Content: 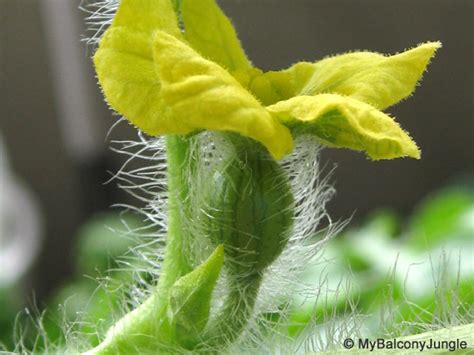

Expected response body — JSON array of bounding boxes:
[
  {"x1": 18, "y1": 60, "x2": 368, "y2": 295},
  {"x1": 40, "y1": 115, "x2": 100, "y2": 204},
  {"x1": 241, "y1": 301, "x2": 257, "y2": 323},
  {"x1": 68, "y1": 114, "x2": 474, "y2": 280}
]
[
  {"x1": 83, "y1": 135, "x2": 192, "y2": 354},
  {"x1": 194, "y1": 134, "x2": 293, "y2": 351},
  {"x1": 84, "y1": 134, "x2": 292, "y2": 354},
  {"x1": 157, "y1": 135, "x2": 193, "y2": 293},
  {"x1": 200, "y1": 274, "x2": 262, "y2": 352}
]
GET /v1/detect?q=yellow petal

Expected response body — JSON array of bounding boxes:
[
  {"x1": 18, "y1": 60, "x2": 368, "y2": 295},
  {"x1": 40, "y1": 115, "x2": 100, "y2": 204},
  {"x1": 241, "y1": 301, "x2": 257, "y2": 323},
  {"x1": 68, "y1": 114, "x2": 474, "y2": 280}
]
[
  {"x1": 247, "y1": 62, "x2": 316, "y2": 105},
  {"x1": 93, "y1": 0, "x2": 184, "y2": 134},
  {"x1": 94, "y1": 27, "x2": 172, "y2": 135},
  {"x1": 112, "y1": 0, "x2": 181, "y2": 38},
  {"x1": 253, "y1": 42, "x2": 440, "y2": 108},
  {"x1": 267, "y1": 94, "x2": 420, "y2": 160},
  {"x1": 153, "y1": 31, "x2": 293, "y2": 159},
  {"x1": 180, "y1": 0, "x2": 251, "y2": 71}
]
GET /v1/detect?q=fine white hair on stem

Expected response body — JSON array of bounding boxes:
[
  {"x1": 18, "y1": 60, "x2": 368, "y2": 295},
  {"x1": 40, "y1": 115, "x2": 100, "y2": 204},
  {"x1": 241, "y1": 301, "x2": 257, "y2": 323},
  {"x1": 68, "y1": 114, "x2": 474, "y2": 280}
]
[
  {"x1": 107, "y1": 131, "x2": 169, "y2": 296},
  {"x1": 80, "y1": 0, "x2": 118, "y2": 47},
  {"x1": 176, "y1": 132, "x2": 343, "y2": 352},
  {"x1": 231, "y1": 137, "x2": 345, "y2": 353}
]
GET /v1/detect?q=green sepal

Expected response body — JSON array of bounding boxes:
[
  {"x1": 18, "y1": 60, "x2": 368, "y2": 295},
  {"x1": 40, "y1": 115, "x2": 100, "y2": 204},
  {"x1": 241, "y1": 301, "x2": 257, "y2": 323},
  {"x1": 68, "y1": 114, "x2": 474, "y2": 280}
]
[{"x1": 168, "y1": 244, "x2": 225, "y2": 348}]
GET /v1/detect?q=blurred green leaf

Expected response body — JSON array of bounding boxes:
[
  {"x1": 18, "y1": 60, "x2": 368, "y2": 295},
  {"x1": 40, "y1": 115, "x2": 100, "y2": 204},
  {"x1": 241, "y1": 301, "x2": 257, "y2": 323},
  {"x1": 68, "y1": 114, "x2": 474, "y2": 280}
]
[
  {"x1": 288, "y1": 187, "x2": 474, "y2": 337},
  {"x1": 408, "y1": 188, "x2": 474, "y2": 250},
  {"x1": 0, "y1": 286, "x2": 21, "y2": 349},
  {"x1": 76, "y1": 212, "x2": 145, "y2": 274},
  {"x1": 38, "y1": 212, "x2": 147, "y2": 349}
]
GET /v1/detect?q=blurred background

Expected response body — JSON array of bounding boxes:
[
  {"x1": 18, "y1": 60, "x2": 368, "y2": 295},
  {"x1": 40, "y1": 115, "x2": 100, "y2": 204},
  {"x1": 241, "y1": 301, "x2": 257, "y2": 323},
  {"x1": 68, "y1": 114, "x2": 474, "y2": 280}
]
[{"x1": 0, "y1": 0, "x2": 472, "y2": 350}]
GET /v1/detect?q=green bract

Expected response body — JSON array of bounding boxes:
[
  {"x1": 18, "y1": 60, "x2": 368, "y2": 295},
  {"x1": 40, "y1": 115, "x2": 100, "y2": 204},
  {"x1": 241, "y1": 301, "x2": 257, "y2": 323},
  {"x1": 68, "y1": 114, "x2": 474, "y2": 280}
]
[
  {"x1": 168, "y1": 245, "x2": 224, "y2": 348},
  {"x1": 94, "y1": 0, "x2": 440, "y2": 160}
]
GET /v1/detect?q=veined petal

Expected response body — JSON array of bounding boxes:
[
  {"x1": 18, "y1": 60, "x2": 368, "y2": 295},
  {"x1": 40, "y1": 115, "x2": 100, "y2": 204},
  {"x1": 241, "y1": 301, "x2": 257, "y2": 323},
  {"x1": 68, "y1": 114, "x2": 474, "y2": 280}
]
[
  {"x1": 267, "y1": 94, "x2": 420, "y2": 160},
  {"x1": 255, "y1": 42, "x2": 440, "y2": 109},
  {"x1": 180, "y1": 0, "x2": 252, "y2": 71},
  {"x1": 94, "y1": 1, "x2": 291, "y2": 159},
  {"x1": 246, "y1": 62, "x2": 316, "y2": 105},
  {"x1": 94, "y1": 27, "x2": 173, "y2": 135},
  {"x1": 93, "y1": 0, "x2": 184, "y2": 134},
  {"x1": 153, "y1": 31, "x2": 293, "y2": 159}
]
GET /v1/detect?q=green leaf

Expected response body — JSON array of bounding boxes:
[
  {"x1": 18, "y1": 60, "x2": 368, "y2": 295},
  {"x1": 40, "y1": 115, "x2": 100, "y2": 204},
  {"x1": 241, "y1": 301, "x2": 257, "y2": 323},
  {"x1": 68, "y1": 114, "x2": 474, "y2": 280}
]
[
  {"x1": 153, "y1": 30, "x2": 293, "y2": 159},
  {"x1": 267, "y1": 94, "x2": 420, "y2": 160},
  {"x1": 76, "y1": 212, "x2": 142, "y2": 274},
  {"x1": 169, "y1": 245, "x2": 225, "y2": 347},
  {"x1": 253, "y1": 42, "x2": 440, "y2": 108},
  {"x1": 408, "y1": 187, "x2": 474, "y2": 250},
  {"x1": 180, "y1": 0, "x2": 251, "y2": 71}
]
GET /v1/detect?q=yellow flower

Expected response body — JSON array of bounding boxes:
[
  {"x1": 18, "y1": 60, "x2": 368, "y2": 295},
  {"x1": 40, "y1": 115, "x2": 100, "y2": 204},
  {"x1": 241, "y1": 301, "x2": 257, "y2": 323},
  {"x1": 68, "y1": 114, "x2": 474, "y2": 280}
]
[{"x1": 94, "y1": 0, "x2": 440, "y2": 160}]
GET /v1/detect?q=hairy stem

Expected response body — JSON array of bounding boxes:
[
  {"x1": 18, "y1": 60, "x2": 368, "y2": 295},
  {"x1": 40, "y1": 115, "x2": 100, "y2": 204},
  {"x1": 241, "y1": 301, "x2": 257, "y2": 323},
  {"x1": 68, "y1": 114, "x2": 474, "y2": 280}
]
[
  {"x1": 157, "y1": 135, "x2": 193, "y2": 293},
  {"x1": 83, "y1": 134, "x2": 293, "y2": 354},
  {"x1": 83, "y1": 135, "x2": 192, "y2": 354},
  {"x1": 200, "y1": 274, "x2": 262, "y2": 352}
]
